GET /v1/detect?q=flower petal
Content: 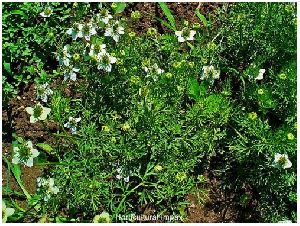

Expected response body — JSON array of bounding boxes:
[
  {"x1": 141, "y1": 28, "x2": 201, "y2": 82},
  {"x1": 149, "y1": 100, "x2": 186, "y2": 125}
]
[
  {"x1": 25, "y1": 157, "x2": 34, "y2": 167},
  {"x1": 6, "y1": 208, "x2": 15, "y2": 217},
  {"x1": 25, "y1": 107, "x2": 34, "y2": 115},
  {"x1": 31, "y1": 149, "x2": 39, "y2": 158},
  {"x1": 30, "y1": 116, "x2": 38, "y2": 123}
]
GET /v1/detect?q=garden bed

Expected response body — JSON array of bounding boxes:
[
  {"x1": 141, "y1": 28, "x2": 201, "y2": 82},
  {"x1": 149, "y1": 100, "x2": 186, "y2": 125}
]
[{"x1": 2, "y1": 2, "x2": 297, "y2": 223}]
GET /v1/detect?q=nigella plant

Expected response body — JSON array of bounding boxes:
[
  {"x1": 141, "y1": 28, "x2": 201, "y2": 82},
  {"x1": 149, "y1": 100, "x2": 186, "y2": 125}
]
[
  {"x1": 57, "y1": 45, "x2": 71, "y2": 67},
  {"x1": 201, "y1": 65, "x2": 220, "y2": 83},
  {"x1": 63, "y1": 65, "x2": 80, "y2": 81},
  {"x1": 175, "y1": 27, "x2": 196, "y2": 42},
  {"x1": 66, "y1": 23, "x2": 84, "y2": 41},
  {"x1": 25, "y1": 103, "x2": 51, "y2": 123},
  {"x1": 37, "y1": 177, "x2": 59, "y2": 201},
  {"x1": 273, "y1": 153, "x2": 292, "y2": 169},
  {"x1": 2, "y1": 201, "x2": 15, "y2": 223},
  {"x1": 97, "y1": 52, "x2": 117, "y2": 72},
  {"x1": 40, "y1": 6, "x2": 53, "y2": 18},
  {"x1": 64, "y1": 116, "x2": 81, "y2": 134},
  {"x1": 36, "y1": 83, "x2": 53, "y2": 103},
  {"x1": 95, "y1": 8, "x2": 113, "y2": 25},
  {"x1": 89, "y1": 43, "x2": 106, "y2": 57},
  {"x1": 12, "y1": 139, "x2": 39, "y2": 167},
  {"x1": 104, "y1": 20, "x2": 125, "y2": 42}
]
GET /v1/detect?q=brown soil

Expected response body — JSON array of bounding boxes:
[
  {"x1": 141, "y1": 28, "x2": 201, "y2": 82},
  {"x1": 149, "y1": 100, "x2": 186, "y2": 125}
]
[
  {"x1": 2, "y1": 83, "x2": 59, "y2": 206},
  {"x1": 185, "y1": 177, "x2": 260, "y2": 222},
  {"x1": 123, "y1": 2, "x2": 223, "y2": 34}
]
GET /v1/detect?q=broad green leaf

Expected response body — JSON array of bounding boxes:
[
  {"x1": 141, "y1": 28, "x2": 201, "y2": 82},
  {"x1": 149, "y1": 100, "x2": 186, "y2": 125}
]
[
  {"x1": 37, "y1": 143, "x2": 54, "y2": 154},
  {"x1": 159, "y1": 3, "x2": 177, "y2": 30},
  {"x1": 3, "y1": 62, "x2": 11, "y2": 74},
  {"x1": 10, "y1": 10, "x2": 28, "y2": 19},
  {"x1": 112, "y1": 2, "x2": 127, "y2": 14},
  {"x1": 188, "y1": 77, "x2": 200, "y2": 100}
]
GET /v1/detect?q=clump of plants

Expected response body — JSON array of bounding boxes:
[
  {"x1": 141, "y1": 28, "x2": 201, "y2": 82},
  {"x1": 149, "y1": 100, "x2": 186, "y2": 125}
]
[{"x1": 2, "y1": 2, "x2": 297, "y2": 223}]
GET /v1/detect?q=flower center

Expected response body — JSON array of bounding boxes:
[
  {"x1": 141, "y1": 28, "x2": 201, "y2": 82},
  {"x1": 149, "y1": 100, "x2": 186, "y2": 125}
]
[
  {"x1": 82, "y1": 24, "x2": 91, "y2": 34},
  {"x1": 18, "y1": 145, "x2": 32, "y2": 160},
  {"x1": 45, "y1": 8, "x2": 52, "y2": 16},
  {"x1": 94, "y1": 45, "x2": 102, "y2": 54},
  {"x1": 100, "y1": 9, "x2": 108, "y2": 17},
  {"x1": 182, "y1": 28, "x2": 190, "y2": 38},
  {"x1": 33, "y1": 105, "x2": 43, "y2": 118},
  {"x1": 102, "y1": 55, "x2": 110, "y2": 65},
  {"x1": 278, "y1": 156, "x2": 287, "y2": 166}
]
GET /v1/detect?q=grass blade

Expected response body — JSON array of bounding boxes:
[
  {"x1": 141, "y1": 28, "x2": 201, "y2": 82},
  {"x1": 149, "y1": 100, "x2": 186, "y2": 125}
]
[
  {"x1": 158, "y1": 3, "x2": 177, "y2": 31},
  {"x1": 195, "y1": 9, "x2": 209, "y2": 27}
]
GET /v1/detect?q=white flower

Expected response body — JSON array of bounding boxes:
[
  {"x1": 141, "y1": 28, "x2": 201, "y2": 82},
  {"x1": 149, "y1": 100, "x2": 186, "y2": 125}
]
[
  {"x1": 66, "y1": 23, "x2": 84, "y2": 41},
  {"x1": 40, "y1": 7, "x2": 53, "y2": 18},
  {"x1": 104, "y1": 21, "x2": 125, "y2": 42},
  {"x1": 36, "y1": 83, "x2": 53, "y2": 103},
  {"x1": 123, "y1": 176, "x2": 130, "y2": 183},
  {"x1": 144, "y1": 63, "x2": 164, "y2": 74},
  {"x1": 96, "y1": 9, "x2": 113, "y2": 24},
  {"x1": 57, "y1": 45, "x2": 71, "y2": 66},
  {"x1": 274, "y1": 153, "x2": 292, "y2": 169},
  {"x1": 64, "y1": 66, "x2": 80, "y2": 81},
  {"x1": 64, "y1": 117, "x2": 81, "y2": 134},
  {"x1": 89, "y1": 44, "x2": 106, "y2": 57},
  {"x1": 25, "y1": 103, "x2": 51, "y2": 123},
  {"x1": 97, "y1": 52, "x2": 117, "y2": 72},
  {"x1": 115, "y1": 168, "x2": 130, "y2": 182},
  {"x1": 12, "y1": 141, "x2": 39, "y2": 167},
  {"x1": 255, "y1": 69, "x2": 266, "y2": 80},
  {"x1": 37, "y1": 177, "x2": 59, "y2": 201},
  {"x1": 93, "y1": 211, "x2": 111, "y2": 223},
  {"x1": 201, "y1": 65, "x2": 220, "y2": 80},
  {"x1": 2, "y1": 201, "x2": 15, "y2": 223},
  {"x1": 175, "y1": 28, "x2": 196, "y2": 42},
  {"x1": 80, "y1": 22, "x2": 97, "y2": 41}
]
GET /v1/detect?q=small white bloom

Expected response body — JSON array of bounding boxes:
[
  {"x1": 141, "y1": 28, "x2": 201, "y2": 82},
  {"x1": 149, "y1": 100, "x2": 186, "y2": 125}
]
[
  {"x1": 64, "y1": 66, "x2": 80, "y2": 81},
  {"x1": 104, "y1": 21, "x2": 125, "y2": 42},
  {"x1": 66, "y1": 23, "x2": 83, "y2": 41},
  {"x1": 37, "y1": 177, "x2": 59, "y2": 201},
  {"x1": 255, "y1": 69, "x2": 266, "y2": 80},
  {"x1": 96, "y1": 9, "x2": 113, "y2": 24},
  {"x1": 154, "y1": 64, "x2": 164, "y2": 74},
  {"x1": 201, "y1": 65, "x2": 220, "y2": 80},
  {"x1": 274, "y1": 153, "x2": 292, "y2": 169},
  {"x1": 89, "y1": 44, "x2": 106, "y2": 57},
  {"x1": 36, "y1": 83, "x2": 53, "y2": 103},
  {"x1": 12, "y1": 141, "x2": 39, "y2": 167},
  {"x1": 40, "y1": 7, "x2": 53, "y2": 18},
  {"x1": 80, "y1": 22, "x2": 97, "y2": 41},
  {"x1": 2, "y1": 201, "x2": 15, "y2": 223},
  {"x1": 57, "y1": 45, "x2": 71, "y2": 66},
  {"x1": 64, "y1": 116, "x2": 81, "y2": 134},
  {"x1": 116, "y1": 174, "x2": 122, "y2": 180},
  {"x1": 25, "y1": 103, "x2": 51, "y2": 123},
  {"x1": 144, "y1": 63, "x2": 163, "y2": 74},
  {"x1": 93, "y1": 211, "x2": 111, "y2": 223},
  {"x1": 123, "y1": 176, "x2": 129, "y2": 183},
  {"x1": 175, "y1": 28, "x2": 196, "y2": 42},
  {"x1": 97, "y1": 52, "x2": 117, "y2": 72}
]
